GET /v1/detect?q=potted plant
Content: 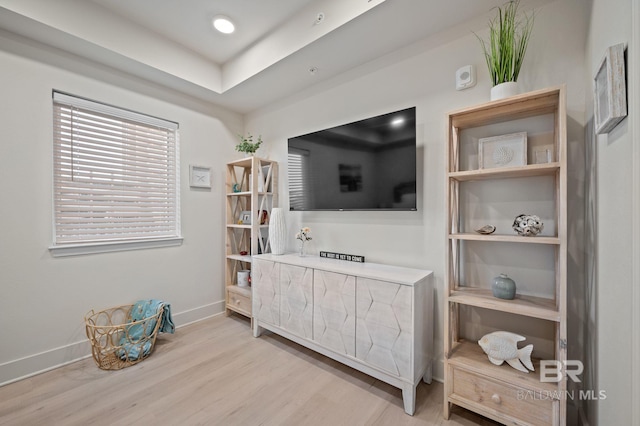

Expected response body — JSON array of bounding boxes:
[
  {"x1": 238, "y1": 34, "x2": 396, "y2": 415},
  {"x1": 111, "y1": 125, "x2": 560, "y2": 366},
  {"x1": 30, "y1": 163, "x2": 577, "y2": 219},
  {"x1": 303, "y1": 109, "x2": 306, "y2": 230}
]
[
  {"x1": 235, "y1": 133, "x2": 262, "y2": 156},
  {"x1": 476, "y1": 0, "x2": 535, "y2": 100}
]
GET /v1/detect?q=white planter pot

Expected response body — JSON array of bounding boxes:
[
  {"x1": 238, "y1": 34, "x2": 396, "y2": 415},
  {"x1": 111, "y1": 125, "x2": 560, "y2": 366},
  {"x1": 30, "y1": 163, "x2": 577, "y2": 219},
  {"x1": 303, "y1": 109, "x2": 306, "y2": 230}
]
[
  {"x1": 490, "y1": 81, "x2": 519, "y2": 101},
  {"x1": 269, "y1": 207, "x2": 286, "y2": 255}
]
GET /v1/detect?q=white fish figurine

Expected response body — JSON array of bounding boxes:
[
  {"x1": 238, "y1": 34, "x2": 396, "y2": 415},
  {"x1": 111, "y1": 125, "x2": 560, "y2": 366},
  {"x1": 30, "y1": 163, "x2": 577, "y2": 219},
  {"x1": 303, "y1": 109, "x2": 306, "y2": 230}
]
[{"x1": 478, "y1": 331, "x2": 534, "y2": 373}]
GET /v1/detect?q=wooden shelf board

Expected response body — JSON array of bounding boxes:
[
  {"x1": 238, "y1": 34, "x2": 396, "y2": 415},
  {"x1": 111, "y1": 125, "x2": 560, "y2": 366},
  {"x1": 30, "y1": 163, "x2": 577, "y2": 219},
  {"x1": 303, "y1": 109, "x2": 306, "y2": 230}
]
[
  {"x1": 227, "y1": 224, "x2": 251, "y2": 229},
  {"x1": 449, "y1": 288, "x2": 560, "y2": 322},
  {"x1": 226, "y1": 254, "x2": 252, "y2": 262},
  {"x1": 448, "y1": 87, "x2": 561, "y2": 129},
  {"x1": 447, "y1": 341, "x2": 558, "y2": 394},
  {"x1": 227, "y1": 156, "x2": 276, "y2": 168},
  {"x1": 226, "y1": 191, "x2": 274, "y2": 197},
  {"x1": 449, "y1": 163, "x2": 560, "y2": 181},
  {"x1": 448, "y1": 233, "x2": 560, "y2": 245},
  {"x1": 225, "y1": 303, "x2": 251, "y2": 317}
]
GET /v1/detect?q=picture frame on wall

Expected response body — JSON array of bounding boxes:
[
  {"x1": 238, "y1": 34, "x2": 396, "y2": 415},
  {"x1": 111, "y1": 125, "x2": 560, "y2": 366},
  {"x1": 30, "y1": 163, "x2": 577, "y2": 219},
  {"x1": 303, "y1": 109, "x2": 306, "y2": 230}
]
[
  {"x1": 594, "y1": 43, "x2": 627, "y2": 135},
  {"x1": 189, "y1": 165, "x2": 211, "y2": 188},
  {"x1": 478, "y1": 132, "x2": 527, "y2": 169}
]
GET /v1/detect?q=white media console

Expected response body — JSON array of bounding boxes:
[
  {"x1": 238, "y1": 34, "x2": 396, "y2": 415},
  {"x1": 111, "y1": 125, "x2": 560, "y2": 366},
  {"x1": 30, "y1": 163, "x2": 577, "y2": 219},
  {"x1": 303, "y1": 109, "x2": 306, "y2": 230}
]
[{"x1": 251, "y1": 253, "x2": 434, "y2": 415}]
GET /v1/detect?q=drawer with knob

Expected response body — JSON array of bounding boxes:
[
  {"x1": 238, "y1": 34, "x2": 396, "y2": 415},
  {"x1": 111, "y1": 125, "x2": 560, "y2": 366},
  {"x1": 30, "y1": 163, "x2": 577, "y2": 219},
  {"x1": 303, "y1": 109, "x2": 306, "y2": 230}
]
[
  {"x1": 227, "y1": 287, "x2": 251, "y2": 315},
  {"x1": 450, "y1": 367, "x2": 559, "y2": 425}
]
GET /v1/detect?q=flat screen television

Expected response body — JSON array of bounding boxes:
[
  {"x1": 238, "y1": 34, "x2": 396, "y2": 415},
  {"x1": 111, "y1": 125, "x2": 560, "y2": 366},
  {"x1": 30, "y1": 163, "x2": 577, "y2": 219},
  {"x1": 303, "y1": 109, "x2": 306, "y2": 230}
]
[{"x1": 288, "y1": 107, "x2": 417, "y2": 211}]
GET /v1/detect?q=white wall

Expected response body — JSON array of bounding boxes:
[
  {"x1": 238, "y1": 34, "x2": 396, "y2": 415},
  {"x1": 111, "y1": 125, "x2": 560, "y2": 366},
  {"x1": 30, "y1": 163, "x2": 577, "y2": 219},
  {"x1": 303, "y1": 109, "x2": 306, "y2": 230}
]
[
  {"x1": 584, "y1": 0, "x2": 635, "y2": 424},
  {"x1": 0, "y1": 31, "x2": 242, "y2": 384},
  {"x1": 245, "y1": 0, "x2": 589, "y2": 386}
]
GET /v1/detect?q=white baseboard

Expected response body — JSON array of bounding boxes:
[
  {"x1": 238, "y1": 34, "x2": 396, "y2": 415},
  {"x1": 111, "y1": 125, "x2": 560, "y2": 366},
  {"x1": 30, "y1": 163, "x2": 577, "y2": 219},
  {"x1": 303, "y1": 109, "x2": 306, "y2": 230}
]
[
  {"x1": 172, "y1": 300, "x2": 225, "y2": 327},
  {"x1": 0, "y1": 300, "x2": 225, "y2": 387},
  {"x1": 0, "y1": 339, "x2": 93, "y2": 387}
]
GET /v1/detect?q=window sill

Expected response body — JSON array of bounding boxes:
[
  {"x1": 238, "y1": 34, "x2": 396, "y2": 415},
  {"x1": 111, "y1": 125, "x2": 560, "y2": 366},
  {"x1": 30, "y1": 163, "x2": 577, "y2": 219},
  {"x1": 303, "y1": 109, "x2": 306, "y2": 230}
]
[{"x1": 49, "y1": 237, "x2": 183, "y2": 257}]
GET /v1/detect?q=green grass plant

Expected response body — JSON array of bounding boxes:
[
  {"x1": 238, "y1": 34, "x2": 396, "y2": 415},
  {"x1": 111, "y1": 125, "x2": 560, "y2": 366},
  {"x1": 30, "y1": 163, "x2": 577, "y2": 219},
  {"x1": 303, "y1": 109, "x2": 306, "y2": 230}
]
[{"x1": 477, "y1": 0, "x2": 535, "y2": 86}]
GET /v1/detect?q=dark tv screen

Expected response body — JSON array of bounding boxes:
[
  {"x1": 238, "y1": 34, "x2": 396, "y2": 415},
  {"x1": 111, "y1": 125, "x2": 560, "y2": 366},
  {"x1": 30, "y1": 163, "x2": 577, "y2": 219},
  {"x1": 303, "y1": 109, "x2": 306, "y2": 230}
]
[{"x1": 288, "y1": 107, "x2": 417, "y2": 211}]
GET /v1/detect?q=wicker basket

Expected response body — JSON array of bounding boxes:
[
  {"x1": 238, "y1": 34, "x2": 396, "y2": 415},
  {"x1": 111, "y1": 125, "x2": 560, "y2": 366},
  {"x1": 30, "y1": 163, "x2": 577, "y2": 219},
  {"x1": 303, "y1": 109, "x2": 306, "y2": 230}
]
[{"x1": 85, "y1": 304, "x2": 164, "y2": 370}]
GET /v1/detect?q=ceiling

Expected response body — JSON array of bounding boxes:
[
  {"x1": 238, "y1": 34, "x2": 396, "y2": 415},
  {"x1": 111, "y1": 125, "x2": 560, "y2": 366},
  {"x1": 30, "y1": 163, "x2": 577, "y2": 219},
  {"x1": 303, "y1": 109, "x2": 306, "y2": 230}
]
[
  {"x1": 89, "y1": 0, "x2": 318, "y2": 65},
  {"x1": 0, "y1": 0, "x2": 550, "y2": 114}
]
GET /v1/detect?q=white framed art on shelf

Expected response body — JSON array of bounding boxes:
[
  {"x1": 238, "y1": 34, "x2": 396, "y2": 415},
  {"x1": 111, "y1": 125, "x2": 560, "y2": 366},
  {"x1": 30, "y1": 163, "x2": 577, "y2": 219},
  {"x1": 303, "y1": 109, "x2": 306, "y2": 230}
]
[
  {"x1": 478, "y1": 132, "x2": 527, "y2": 169},
  {"x1": 239, "y1": 210, "x2": 252, "y2": 225}
]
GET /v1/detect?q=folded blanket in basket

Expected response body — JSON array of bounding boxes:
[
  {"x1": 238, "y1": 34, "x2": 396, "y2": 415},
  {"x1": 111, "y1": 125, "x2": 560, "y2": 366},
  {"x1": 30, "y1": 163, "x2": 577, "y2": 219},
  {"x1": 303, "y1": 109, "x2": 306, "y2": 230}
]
[{"x1": 118, "y1": 299, "x2": 175, "y2": 361}]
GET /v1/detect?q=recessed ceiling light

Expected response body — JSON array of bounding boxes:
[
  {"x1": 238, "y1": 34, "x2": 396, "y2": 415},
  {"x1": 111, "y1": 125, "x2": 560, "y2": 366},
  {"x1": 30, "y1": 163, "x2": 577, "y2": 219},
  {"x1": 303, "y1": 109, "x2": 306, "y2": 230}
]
[{"x1": 213, "y1": 15, "x2": 235, "y2": 34}]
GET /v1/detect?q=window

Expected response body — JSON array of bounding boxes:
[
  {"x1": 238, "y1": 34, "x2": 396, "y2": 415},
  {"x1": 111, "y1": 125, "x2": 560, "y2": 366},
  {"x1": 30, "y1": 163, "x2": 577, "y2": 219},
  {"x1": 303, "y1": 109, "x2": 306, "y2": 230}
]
[{"x1": 51, "y1": 91, "x2": 181, "y2": 256}]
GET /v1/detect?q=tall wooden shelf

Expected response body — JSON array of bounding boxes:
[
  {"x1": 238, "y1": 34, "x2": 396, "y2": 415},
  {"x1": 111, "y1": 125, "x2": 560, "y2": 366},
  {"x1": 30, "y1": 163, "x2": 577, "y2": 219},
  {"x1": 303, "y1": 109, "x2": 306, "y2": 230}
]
[
  {"x1": 225, "y1": 157, "x2": 278, "y2": 319},
  {"x1": 444, "y1": 86, "x2": 567, "y2": 425}
]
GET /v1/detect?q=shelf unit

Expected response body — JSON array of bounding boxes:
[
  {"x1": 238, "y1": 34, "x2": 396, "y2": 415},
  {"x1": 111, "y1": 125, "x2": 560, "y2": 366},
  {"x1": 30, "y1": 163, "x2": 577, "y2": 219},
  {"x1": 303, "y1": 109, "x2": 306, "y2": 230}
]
[
  {"x1": 225, "y1": 157, "x2": 278, "y2": 319},
  {"x1": 444, "y1": 86, "x2": 567, "y2": 425}
]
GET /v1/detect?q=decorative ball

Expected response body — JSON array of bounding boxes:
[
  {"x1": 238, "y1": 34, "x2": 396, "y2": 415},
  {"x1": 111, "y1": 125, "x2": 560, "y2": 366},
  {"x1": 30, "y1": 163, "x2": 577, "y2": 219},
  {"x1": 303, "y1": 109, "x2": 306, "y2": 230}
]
[{"x1": 512, "y1": 214, "x2": 543, "y2": 236}]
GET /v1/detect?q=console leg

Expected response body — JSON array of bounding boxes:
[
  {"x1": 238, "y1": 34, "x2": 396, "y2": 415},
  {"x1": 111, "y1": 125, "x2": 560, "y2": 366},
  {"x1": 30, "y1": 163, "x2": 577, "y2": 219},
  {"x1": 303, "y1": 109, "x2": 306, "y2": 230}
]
[
  {"x1": 402, "y1": 383, "x2": 416, "y2": 416},
  {"x1": 252, "y1": 321, "x2": 263, "y2": 338}
]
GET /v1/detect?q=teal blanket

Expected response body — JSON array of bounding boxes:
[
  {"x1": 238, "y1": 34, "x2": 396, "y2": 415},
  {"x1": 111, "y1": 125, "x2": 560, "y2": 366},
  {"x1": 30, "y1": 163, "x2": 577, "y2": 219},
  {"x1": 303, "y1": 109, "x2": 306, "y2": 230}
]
[{"x1": 118, "y1": 299, "x2": 175, "y2": 361}]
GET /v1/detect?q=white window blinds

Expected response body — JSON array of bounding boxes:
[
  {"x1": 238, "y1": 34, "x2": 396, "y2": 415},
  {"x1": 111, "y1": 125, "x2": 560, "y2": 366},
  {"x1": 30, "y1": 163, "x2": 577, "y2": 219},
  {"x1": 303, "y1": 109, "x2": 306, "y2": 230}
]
[{"x1": 52, "y1": 92, "x2": 180, "y2": 247}]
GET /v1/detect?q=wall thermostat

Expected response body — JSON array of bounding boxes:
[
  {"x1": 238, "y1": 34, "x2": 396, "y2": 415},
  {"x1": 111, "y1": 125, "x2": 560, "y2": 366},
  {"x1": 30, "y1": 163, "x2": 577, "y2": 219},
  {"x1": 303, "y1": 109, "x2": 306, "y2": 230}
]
[{"x1": 455, "y1": 65, "x2": 476, "y2": 90}]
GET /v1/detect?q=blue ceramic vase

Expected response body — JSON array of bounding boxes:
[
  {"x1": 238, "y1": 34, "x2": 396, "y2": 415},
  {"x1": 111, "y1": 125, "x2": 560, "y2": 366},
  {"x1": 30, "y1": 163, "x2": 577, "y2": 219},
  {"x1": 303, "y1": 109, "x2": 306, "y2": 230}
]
[{"x1": 492, "y1": 273, "x2": 516, "y2": 300}]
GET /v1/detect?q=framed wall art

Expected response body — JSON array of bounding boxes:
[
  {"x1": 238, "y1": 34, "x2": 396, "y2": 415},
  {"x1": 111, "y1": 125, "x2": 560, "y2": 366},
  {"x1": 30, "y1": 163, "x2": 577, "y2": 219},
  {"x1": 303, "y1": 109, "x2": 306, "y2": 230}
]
[
  {"x1": 594, "y1": 43, "x2": 627, "y2": 135},
  {"x1": 189, "y1": 165, "x2": 211, "y2": 188},
  {"x1": 478, "y1": 132, "x2": 527, "y2": 169}
]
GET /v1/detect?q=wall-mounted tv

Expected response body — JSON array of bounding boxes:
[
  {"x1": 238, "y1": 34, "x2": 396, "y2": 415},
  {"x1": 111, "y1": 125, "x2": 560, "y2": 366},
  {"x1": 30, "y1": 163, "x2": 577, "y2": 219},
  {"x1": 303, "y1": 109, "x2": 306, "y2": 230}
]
[{"x1": 288, "y1": 107, "x2": 417, "y2": 211}]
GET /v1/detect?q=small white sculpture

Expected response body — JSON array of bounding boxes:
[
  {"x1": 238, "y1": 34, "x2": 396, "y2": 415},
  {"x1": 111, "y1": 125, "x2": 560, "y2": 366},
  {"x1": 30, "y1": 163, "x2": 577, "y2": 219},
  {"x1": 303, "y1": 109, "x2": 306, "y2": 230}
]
[
  {"x1": 478, "y1": 331, "x2": 534, "y2": 373},
  {"x1": 513, "y1": 214, "x2": 543, "y2": 236}
]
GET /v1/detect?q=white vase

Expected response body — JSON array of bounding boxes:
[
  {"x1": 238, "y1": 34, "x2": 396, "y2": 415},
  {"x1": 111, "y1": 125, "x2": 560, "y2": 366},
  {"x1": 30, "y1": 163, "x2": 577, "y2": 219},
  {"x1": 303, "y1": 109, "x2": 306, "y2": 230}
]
[
  {"x1": 490, "y1": 81, "x2": 519, "y2": 101},
  {"x1": 269, "y1": 208, "x2": 286, "y2": 255}
]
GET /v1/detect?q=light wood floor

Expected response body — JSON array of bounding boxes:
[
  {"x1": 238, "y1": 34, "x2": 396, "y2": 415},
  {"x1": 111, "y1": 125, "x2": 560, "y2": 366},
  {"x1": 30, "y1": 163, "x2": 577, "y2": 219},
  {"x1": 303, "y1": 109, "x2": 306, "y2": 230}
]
[{"x1": 0, "y1": 314, "x2": 497, "y2": 426}]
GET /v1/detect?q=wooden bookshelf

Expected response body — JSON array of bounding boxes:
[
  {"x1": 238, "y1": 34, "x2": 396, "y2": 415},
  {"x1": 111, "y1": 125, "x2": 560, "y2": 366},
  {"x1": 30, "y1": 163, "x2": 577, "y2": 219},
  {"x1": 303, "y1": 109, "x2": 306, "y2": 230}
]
[
  {"x1": 225, "y1": 157, "x2": 278, "y2": 320},
  {"x1": 444, "y1": 86, "x2": 567, "y2": 425}
]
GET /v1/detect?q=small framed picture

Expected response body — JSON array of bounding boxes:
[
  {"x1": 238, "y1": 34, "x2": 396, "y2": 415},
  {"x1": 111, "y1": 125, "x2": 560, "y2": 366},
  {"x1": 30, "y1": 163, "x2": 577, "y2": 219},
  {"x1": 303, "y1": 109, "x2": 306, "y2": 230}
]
[
  {"x1": 239, "y1": 210, "x2": 252, "y2": 225},
  {"x1": 189, "y1": 165, "x2": 211, "y2": 188},
  {"x1": 259, "y1": 209, "x2": 269, "y2": 225},
  {"x1": 478, "y1": 132, "x2": 527, "y2": 169},
  {"x1": 594, "y1": 43, "x2": 627, "y2": 135},
  {"x1": 534, "y1": 148, "x2": 552, "y2": 164}
]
